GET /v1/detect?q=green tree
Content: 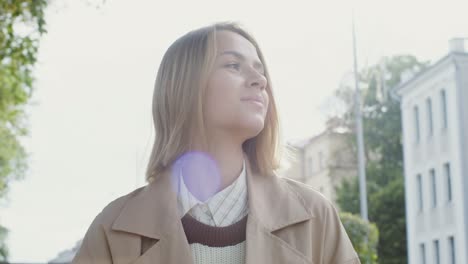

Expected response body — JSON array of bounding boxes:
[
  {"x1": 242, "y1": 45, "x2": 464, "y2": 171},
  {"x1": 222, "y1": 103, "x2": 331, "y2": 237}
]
[
  {"x1": 0, "y1": 226, "x2": 7, "y2": 262},
  {"x1": 340, "y1": 212, "x2": 379, "y2": 264},
  {"x1": 334, "y1": 55, "x2": 429, "y2": 264},
  {"x1": 0, "y1": 0, "x2": 48, "y2": 260}
]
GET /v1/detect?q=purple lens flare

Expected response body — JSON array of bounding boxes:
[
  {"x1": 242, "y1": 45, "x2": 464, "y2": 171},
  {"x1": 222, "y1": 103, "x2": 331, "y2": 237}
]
[{"x1": 171, "y1": 151, "x2": 221, "y2": 202}]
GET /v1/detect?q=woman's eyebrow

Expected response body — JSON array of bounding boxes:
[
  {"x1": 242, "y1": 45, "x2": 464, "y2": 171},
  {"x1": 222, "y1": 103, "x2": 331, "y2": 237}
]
[{"x1": 219, "y1": 50, "x2": 264, "y2": 71}]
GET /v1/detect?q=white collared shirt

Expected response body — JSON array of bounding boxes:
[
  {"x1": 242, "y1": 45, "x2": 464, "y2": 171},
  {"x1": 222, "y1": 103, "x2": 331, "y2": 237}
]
[{"x1": 177, "y1": 160, "x2": 248, "y2": 227}]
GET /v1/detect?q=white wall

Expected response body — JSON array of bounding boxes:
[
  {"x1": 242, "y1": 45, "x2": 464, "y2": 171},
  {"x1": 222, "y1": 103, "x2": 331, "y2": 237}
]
[{"x1": 400, "y1": 57, "x2": 467, "y2": 264}]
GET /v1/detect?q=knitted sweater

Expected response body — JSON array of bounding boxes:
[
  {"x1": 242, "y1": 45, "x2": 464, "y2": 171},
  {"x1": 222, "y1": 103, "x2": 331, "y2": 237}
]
[{"x1": 181, "y1": 213, "x2": 248, "y2": 264}]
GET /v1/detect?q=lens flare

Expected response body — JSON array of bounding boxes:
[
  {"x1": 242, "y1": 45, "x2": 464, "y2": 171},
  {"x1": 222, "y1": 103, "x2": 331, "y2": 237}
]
[{"x1": 171, "y1": 151, "x2": 221, "y2": 202}]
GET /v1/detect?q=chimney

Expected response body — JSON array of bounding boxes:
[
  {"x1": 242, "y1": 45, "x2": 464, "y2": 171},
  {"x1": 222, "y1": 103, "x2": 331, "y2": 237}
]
[{"x1": 449, "y1": 38, "x2": 465, "y2": 53}]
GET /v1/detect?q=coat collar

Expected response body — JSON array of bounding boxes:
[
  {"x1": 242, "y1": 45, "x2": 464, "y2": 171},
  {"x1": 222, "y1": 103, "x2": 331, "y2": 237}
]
[
  {"x1": 112, "y1": 158, "x2": 313, "y2": 238},
  {"x1": 111, "y1": 158, "x2": 315, "y2": 264}
]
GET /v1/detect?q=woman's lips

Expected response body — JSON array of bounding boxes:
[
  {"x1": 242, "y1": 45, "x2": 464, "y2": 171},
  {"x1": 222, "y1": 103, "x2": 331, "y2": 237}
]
[
  {"x1": 243, "y1": 100, "x2": 263, "y2": 108},
  {"x1": 241, "y1": 96, "x2": 264, "y2": 108}
]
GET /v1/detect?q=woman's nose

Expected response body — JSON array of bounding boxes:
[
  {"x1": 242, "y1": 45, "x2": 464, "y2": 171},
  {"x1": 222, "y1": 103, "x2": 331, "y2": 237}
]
[{"x1": 248, "y1": 69, "x2": 267, "y2": 90}]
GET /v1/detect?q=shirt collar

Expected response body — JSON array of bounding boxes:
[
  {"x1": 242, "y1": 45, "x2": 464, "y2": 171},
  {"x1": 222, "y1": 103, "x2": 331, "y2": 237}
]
[
  {"x1": 177, "y1": 159, "x2": 247, "y2": 222},
  {"x1": 206, "y1": 160, "x2": 247, "y2": 226}
]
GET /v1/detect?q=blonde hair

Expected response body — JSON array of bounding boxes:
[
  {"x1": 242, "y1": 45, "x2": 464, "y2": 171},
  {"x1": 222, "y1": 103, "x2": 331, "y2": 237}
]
[{"x1": 146, "y1": 22, "x2": 281, "y2": 181}]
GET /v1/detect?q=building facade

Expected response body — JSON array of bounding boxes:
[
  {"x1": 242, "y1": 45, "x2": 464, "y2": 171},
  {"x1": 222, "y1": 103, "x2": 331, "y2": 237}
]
[
  {"x1": 286, "y1": 129, "x2": 356, "y2": 204},
  {"x1": 396, "y1": 39, "x2": 468, "y2": 264},
  {"x1": 48, "y1": 240, "x2": 81, "y2": 263}
]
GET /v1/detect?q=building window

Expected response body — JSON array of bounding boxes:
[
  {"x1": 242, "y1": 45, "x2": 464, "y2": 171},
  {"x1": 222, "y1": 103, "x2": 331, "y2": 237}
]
[
  {"x1": 433, "y1": 240, "x2": 440, "y2": 264},
  {"x1": 414, "y1": 106, "x2": 421, "y2": 143},
  {"x1": 308, "y1": 157, "x2": 313, "y2": 176},
  {"x1": 417, "y1": 174, "x2": 423, "y2": 212},
  {"x1": 441, "y1": 90, "x2": 448, "y2": 129},
  {"x1": 430, "y1": 169, "x2": 437, "y2": 207},
  {"x1": 318, "y1": 151, "x2": 324, "y2": 170},
  {"x1": 444, "y1": 163, "x2": 452, "y2": 202},
  {"x1": 449, "y1": 236, "x2": 455, "y2": 264},
  {"x1": 420, "y1": 243, "x2": 426, "y2": 264},
  {"x1": 426, "y1": 98, "x2": 433, "y2": 137}
]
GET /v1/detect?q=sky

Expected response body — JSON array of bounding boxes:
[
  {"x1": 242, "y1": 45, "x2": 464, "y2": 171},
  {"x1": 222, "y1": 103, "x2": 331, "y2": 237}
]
[{"x1": 0, "y1": 0, "x2": 467, "y2": 262}]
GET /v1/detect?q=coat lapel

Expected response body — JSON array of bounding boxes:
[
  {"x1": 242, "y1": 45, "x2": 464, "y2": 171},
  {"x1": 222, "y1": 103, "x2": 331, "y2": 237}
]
[
  {"x1": 244, "y1": 162, "x2": 314, "y2": 264},
  {"x1": 245, "y1": 216, "x2": 313, "y2": 264},
  {"x1": 111, "y1": 168, "x2": 194, "y2": 263},
  {"x1": 110, "y1": 158, "x2": 314, "y2": 264},
  {"x1": 130, "y1": 229, "x2": 193, "y2": 264}
]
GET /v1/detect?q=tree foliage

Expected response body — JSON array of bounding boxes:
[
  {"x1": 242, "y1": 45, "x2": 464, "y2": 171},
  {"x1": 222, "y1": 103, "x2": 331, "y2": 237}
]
[
  {"x1": 0, "y1": 0, "x2": 48, "y2": 260},
  {"x1": 1, "y1": 0, "x2": 47, "y2": 191},
  {"x1": 340, "y1": 212, "x2": 379, "y2": 264},
  {"x1": 334, "y1": 55, "x2": 429, "y2": 264},
  {"x1": 0, "y1": 226, "x2": 7, "y2": 262}
]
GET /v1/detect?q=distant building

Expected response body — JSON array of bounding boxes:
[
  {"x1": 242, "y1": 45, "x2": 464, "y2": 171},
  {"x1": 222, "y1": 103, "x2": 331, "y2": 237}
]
[
  {"x1": 48, "y1": 240, "x2": 81, "y2": 264},
  {"x1": 286, "y1": 123, "x2": 357, "y2": 203},
  {"x1": 396, "y1": 38, "x2": 468, "y2": 264}
]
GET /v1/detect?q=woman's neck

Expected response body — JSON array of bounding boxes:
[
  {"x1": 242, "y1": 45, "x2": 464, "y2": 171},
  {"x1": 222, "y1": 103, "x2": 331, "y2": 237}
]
[
  {"x1": 207, "y1": 140, "x2": 244, "y2": 192},
  {"x1": 189, "y1": 133, "x2": 245, "y2": 197}
]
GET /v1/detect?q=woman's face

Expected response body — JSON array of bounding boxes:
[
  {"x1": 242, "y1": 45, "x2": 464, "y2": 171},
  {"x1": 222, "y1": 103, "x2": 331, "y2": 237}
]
[{"x1": 204, "y1": 31, "x2": 269, "y2": 141}]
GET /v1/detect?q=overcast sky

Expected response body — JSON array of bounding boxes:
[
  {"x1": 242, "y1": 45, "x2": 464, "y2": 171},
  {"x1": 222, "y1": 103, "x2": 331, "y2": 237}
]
[{"x1": 0, "y1": 0, "x2": 467, "y2": 262}]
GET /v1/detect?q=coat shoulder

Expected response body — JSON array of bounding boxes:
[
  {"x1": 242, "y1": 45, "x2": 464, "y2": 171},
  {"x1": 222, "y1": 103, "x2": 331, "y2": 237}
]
[
  {"x1": 276, "y1": 177, "x2": 360, "y2": 264},
  {"x1": 96, "y1": 186, "x2": 146, "y2": 227},
  {"x1": 72, "y1": 187, "x2": 146, "y2": 264},
  {"x1": 279, "y1": 176, "x2": 338, "y2": 216}
]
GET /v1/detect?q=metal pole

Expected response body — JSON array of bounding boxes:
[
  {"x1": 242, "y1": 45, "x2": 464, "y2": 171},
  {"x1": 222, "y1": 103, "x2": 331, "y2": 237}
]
[
  {"x1": 352, "y1": 11, "x2": 370, "y2": 264},
  {"x1": 352, "y1": 11, "x2": 369, "y2": 224}
]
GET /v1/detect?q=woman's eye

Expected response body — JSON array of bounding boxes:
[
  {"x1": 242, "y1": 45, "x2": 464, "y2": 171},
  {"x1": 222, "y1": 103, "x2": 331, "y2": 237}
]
[{"x1": 225, "y1": 63, "x2": 240, "y2": 70}]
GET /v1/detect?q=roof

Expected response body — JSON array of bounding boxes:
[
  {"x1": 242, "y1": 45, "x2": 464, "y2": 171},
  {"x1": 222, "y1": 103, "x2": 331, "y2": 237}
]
[
  {"x1": 287, "y1": 128, "x2": 349, "y2": 150},
  {"x1": 394, "y1": 52, "x2": 468, "y2": 95}
]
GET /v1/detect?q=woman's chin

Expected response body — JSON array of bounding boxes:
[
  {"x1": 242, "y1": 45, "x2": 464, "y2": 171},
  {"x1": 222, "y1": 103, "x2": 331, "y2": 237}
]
[{"x1": 241, "y1": 118, "x2": 265, "y2": 137}]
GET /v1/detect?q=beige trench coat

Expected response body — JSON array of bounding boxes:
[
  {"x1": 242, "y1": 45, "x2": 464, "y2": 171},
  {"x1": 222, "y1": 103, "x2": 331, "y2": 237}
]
[{"x1": 72, "y1": 161, "x2": 360, "y2": 264}]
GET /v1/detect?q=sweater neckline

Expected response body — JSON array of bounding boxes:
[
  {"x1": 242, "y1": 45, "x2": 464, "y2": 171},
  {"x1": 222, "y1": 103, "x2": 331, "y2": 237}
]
[{"x1": 181, "y1": 213, "x2": 248, "y2": 247}]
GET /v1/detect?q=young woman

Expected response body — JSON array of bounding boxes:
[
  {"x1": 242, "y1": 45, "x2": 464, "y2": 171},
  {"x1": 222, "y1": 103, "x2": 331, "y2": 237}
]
[{"x1": 72, "y1": 22, "x2": 360, "y2": 264}]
